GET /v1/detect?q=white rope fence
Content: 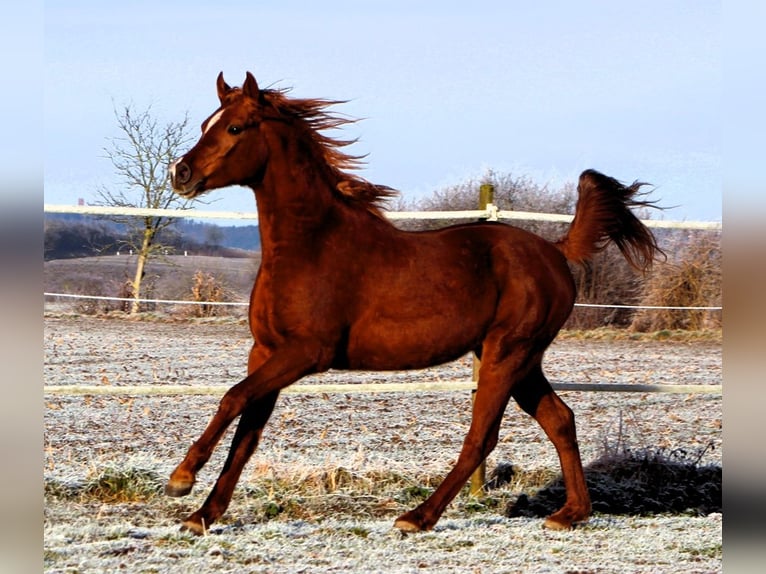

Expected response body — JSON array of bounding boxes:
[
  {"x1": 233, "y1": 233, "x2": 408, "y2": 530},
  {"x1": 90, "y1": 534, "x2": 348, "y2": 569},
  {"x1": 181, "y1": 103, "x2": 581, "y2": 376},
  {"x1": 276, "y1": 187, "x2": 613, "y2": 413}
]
[
  {"x1": 44, "y1": 292, "x2": 246, "y2": 307},
  {"x1": 42, "y1": 292, "x2": 723, "y2": 311}
]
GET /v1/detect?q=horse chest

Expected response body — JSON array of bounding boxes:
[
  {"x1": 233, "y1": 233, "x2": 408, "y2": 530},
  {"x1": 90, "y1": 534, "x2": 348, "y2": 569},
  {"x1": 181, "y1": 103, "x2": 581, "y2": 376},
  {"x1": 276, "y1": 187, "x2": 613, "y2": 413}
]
[{"x1": 249, "y1": 267, "x2": 346, "y2": 338}]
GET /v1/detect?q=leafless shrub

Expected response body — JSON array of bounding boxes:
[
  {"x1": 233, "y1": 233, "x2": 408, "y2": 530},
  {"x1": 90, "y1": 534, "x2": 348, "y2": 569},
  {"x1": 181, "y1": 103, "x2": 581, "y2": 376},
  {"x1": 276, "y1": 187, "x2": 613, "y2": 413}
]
[
  {"x1": 394, "y1": 171, "x2": 574, "y2": 240},
  {"x1": 631, "y1": 232, "x2": 722, "y2": 331},
  {"x1": 183, "y1": 270, "x2": 235, "y2": 318},
  {"x1": 62, "y1": 274, "x2": 132, "y2": 315}
]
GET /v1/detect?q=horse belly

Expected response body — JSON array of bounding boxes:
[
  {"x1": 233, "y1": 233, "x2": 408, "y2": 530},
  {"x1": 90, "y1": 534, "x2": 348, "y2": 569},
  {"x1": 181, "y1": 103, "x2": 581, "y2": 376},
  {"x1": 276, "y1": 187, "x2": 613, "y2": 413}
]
[{"x1": 344, "y1": 305, "x2": 489, "y2": 371}]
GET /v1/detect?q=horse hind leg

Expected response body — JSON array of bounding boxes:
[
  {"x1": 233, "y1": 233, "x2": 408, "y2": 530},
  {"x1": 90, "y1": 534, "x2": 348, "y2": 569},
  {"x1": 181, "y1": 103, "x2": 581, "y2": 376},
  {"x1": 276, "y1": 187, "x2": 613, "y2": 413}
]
[
  {"x1": 180, "y1": 391, "x2": 280, "y2": 534},
  {"x1": 512, "y1": 364, "x2": 591, "y2": 529},
  {"x1": 394, "y1": 342, "x2": 532, "y2": 532},
  {"x1": 394, "y1": 386, "x2": 510, "y2": 532}
]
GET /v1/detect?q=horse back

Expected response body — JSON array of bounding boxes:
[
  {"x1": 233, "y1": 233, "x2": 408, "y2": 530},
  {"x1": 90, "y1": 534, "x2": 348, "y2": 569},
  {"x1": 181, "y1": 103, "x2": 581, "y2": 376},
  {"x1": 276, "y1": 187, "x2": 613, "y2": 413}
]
[{"x1": 339, "y1": 221, "x2": 576, "y2": 370}]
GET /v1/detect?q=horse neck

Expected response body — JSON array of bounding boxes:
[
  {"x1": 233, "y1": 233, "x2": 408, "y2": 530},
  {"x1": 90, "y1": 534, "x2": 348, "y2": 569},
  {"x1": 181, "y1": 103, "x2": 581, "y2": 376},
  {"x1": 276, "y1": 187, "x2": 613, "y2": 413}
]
[{"x1": 252, "y1": 132, "x2": 342, "y2": 252}]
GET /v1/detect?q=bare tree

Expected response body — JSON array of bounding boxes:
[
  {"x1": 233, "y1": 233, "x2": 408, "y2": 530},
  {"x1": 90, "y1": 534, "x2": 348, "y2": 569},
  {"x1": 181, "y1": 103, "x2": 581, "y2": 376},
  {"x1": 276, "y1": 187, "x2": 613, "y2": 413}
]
[
  {"x1": 398, "y1": 170, "x2": 575, "y2": 239},
  {"x1": 97, "y1": 104, "x2": 196, "y2": 314}
]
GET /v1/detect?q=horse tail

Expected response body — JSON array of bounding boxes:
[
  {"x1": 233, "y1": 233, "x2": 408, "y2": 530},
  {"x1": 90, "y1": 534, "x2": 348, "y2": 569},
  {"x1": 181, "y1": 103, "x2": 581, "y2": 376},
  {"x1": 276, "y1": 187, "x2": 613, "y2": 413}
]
[{"x1": 553, "y1": 169, "x2": 665, "y2": 272}]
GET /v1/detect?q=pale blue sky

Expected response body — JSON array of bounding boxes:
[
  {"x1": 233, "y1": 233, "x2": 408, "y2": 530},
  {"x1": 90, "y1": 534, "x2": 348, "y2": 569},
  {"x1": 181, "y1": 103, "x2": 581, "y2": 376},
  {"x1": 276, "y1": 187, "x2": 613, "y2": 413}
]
[{"x1": 44, "y1": 0, "x2": 721, "y2": 221}]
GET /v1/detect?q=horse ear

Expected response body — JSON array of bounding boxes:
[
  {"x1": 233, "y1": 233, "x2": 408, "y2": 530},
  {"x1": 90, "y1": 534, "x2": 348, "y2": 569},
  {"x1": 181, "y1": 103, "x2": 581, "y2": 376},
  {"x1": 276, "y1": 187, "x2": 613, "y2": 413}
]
[
  {"x1": 242, "y1": 72, "x2": 260, "y2": 99},
  {"x1": 216, "y1": 72, "x2": 231, "y2": 102}
]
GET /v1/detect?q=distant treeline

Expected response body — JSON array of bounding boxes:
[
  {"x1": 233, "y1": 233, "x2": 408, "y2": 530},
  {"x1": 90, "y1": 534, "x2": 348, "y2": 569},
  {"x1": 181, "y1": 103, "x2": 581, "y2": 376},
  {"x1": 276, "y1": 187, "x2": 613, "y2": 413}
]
[{"x1": 44, "y1": 214, "x2": 261, "y2": 261}]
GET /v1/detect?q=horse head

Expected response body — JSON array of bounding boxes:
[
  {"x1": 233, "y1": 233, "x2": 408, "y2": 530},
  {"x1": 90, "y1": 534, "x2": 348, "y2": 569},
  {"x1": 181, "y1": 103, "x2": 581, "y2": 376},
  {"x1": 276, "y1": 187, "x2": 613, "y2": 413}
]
[{"x1": 170, "y1": 72, "x2": 268, "y2": 197}]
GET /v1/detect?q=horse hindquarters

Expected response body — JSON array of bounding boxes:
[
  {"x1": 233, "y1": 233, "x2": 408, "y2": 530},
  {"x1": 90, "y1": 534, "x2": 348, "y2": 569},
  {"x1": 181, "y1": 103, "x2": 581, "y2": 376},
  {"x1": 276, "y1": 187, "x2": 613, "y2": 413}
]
[{"x1": 393, "y1": 235, "x2": 585, "y2": 532}]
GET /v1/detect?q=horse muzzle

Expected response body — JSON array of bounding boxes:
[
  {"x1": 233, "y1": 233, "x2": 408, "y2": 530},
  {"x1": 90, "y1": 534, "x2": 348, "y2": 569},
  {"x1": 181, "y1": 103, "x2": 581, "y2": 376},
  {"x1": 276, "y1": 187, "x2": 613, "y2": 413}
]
[{"x1": 170, "y1": 159, "x2": 204, "y2": 197}]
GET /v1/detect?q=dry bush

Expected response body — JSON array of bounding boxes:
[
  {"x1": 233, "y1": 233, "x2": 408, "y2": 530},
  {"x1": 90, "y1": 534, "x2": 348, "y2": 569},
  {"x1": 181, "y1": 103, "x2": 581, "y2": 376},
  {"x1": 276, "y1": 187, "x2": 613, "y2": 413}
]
[
  {"x1": 69, "y1": 276, "x2": 112, "y2": 315},
  {"x1": 60, "y1": 274, "x2": 133, "y2": 315},
  {"x1": 564, "y1": 246, "x2": 646, "y2": 329},
  {"x1": 631, "y1": 232, "x2": 722, "y2": 331},
  {"x1": 394, "y1": 171, "x2": 574, "y2": 240},
  {"x1": 184, "y1": 270, "x2": 235, "y2": 318},
  {"x1": 125, "y1": 273, "x2": 160, "y2": 314}
]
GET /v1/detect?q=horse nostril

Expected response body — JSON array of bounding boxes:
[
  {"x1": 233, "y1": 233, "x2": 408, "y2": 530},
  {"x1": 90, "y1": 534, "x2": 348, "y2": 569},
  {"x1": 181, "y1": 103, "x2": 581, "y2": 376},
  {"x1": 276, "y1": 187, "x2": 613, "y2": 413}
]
[{"x1": 173, "y1": 161, "x2": 192, "y2": 185}]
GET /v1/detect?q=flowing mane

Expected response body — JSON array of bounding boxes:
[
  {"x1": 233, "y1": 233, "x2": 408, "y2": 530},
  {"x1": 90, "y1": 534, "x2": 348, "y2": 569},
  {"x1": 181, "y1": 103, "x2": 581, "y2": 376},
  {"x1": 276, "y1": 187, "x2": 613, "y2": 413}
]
[{"x1": 245, "y1": 87, "x2": 398, "y2": 213}]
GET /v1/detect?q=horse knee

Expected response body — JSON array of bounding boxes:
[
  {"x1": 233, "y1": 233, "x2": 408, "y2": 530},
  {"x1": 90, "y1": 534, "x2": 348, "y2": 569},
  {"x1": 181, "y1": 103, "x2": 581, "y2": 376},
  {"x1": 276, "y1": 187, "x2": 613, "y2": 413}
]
[{"x1": 216, "y1": 388, "x2": 248, "y2": 420}]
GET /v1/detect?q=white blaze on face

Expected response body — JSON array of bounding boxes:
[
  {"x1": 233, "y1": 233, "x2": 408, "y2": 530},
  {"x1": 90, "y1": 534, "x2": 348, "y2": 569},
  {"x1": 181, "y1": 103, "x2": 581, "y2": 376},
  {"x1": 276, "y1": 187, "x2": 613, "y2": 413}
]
[
  {"x1": 169, "y1": 158, "x2": 180, "y2": 180},
  {"x1": 204, "y1": 109, "x2": 225, "y2": 134}
]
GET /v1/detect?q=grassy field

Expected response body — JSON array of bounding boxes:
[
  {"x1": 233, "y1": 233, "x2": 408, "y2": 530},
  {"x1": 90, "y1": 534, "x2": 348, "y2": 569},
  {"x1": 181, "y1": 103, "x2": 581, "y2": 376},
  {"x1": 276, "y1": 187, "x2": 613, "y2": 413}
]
[{"x1": 44, "y1": 314, "x2": 722, "y2": 571}]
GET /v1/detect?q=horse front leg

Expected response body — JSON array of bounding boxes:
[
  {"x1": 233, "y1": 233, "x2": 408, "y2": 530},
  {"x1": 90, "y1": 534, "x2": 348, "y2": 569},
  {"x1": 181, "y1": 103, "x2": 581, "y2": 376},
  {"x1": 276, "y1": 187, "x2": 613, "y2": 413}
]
[
  {"x1": 180, "y1": 391, "x2": 280, "y2": 534},
  {"x1": 165, "y1": 346, "x2": 319, "y2": 502},
  {"x1": 164, "y1": 392, "x2": 245, "y2": 498}
]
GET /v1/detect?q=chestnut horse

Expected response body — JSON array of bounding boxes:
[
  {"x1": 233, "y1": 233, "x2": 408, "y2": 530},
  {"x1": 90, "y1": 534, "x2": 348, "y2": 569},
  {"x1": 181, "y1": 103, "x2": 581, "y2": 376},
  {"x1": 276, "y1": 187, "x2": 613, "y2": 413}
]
[{"x1": 167, "y1": 72, "x2": 662, "y2": 534}]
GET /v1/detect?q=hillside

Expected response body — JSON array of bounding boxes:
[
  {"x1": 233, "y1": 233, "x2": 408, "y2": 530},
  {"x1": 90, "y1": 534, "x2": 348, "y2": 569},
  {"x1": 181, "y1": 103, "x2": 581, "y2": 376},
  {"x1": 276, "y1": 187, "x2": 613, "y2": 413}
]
[
  {"x1": 45, "y1": 254, "x2": 261, "y2": 308},
  {"x1": 44, "y1": 214, "x2": 260, "y2": 260}
]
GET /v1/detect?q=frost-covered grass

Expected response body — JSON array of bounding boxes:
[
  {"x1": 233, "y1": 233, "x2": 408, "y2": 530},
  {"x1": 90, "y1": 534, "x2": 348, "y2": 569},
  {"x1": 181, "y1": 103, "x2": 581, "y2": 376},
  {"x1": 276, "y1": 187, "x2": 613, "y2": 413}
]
[
  {"x1": 44, "y1": 508, "x2": 723, "y2": 573},
  {"x1": 44, "y1": 444, "x2": 722, "y2": 572},
  {"x1": 44, "y1": 316, "x2": 722, "y2": 572}
]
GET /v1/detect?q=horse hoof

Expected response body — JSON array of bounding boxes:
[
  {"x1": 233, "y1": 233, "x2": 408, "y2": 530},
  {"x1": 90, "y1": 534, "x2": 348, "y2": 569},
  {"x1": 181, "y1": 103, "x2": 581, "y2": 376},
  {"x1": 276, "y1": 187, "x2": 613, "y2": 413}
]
[
  {"x1": 542, "y1": 517, "x2": 571, "y2": 531},
  {"x1": 394, "y1": 509, "x2": 433, "y2": 533},
  {"x1": 180, "y1": 519, "x2": 206, "y2": 536},
  {"x1": 165, "y1": 480, "x2": 194, "y2": 497},
  {"x1": 543, "y1": 510, "x2": 589, "y2": 531},
  {"x1": 393, "y1": 518, "x2": 422, "y2": 533},
  {"x1": 542, "y1": 501, "x2": 591, "y2": 531}
]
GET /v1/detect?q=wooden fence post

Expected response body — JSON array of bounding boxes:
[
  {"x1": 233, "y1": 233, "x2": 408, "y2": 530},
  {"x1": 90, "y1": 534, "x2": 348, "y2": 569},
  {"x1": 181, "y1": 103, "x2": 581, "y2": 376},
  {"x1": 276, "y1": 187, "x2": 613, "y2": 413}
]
[
  {"x1": 469, "y1": 182, "x2": 494, "y2": 497},
  {"x1": 479, "y1": 182, "x2": 494, "y2": 215}
]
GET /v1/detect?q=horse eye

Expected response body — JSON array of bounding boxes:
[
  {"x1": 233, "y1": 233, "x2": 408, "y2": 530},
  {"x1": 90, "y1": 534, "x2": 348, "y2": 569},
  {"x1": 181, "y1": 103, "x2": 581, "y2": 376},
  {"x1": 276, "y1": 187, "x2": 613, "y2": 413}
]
[{"x1": 228, "y1": 125, "x2": 243, "y2": 135}]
